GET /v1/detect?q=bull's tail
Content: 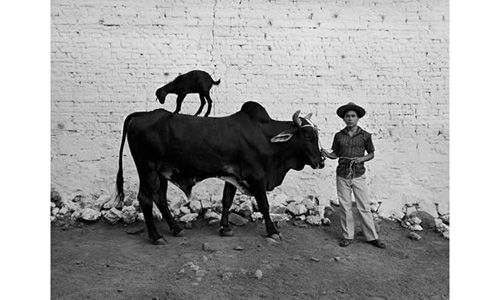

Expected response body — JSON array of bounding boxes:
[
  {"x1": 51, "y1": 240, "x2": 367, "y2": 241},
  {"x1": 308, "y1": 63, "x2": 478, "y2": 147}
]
[
  {"x1": 212, "y1": 78, "x2": 221, "y2": 85},
  {"x1": 116, "y1": 112, "x2": 139, "y2": 203}
]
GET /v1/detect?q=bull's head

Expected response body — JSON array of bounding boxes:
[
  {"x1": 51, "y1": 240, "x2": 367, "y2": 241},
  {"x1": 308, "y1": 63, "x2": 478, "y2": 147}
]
[{"x1": 270, "y1": 111, "x2": 325, "y2": 169}]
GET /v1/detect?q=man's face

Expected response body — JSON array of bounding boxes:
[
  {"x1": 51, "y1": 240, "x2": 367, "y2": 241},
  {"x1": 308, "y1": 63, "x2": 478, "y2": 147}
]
[{"x1": 343, "y1": 110, "x2": 359, "y2": 127}]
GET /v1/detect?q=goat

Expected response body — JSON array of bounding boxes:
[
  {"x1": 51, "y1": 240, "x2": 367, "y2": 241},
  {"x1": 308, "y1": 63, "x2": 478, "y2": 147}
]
[{"x1": 155, "y1": 70, "x2": 221, "y2": 117}]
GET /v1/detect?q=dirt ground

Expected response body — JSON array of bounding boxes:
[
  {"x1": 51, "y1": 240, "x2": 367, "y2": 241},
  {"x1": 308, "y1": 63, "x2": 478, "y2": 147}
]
[{"x1": 51, "y1": 210, "x2": 449, "y2": 300}]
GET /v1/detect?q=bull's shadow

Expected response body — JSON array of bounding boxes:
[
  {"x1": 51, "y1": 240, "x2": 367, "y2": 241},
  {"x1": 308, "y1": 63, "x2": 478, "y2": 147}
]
[{"x1": 116, "y1": 101, "x2": 325, "y2": 244}]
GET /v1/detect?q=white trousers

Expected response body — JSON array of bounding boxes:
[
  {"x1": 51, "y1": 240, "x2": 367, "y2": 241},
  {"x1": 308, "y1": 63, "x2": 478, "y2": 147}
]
[{"x1": 336, "y1": 175, "x2": 378, "y2": 241}]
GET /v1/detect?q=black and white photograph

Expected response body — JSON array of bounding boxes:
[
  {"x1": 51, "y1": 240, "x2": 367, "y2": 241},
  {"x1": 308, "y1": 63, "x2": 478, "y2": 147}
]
[{"x1": 8, "y1": 0, "x2": 500, "y2": 299}]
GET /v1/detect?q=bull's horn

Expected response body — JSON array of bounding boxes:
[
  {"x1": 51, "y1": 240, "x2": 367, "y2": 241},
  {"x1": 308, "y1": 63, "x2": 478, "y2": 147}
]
[
  {"x1": 304, "y1": 113, "x2": 312, "y2": 120},
  {"x1": 292, "y1": 110, "x2": 302, "y2": 126}
]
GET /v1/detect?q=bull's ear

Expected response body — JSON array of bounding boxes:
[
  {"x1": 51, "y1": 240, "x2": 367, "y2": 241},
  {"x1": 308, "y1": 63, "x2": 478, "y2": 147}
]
[
  {"x1": 270, "y1": 131, "x2": 294, "y2": 143},
  {"x1": 304, "y1": 113, "x2": 313, "y2": 120}
]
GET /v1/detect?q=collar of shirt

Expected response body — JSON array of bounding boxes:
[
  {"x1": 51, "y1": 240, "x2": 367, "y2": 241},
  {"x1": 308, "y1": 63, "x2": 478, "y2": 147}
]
[{"x1": 340, "y1": 126, "x2": 364, "y2": 137}]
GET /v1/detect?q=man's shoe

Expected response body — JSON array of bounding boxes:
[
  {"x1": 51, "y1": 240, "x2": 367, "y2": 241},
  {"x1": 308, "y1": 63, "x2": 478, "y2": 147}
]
[
  {"x1": 367, "y1": 239, "x2": 386, "y2": 249},
  {"x1": 339, "y1": 238, "x2": 353, "y2": 247}
]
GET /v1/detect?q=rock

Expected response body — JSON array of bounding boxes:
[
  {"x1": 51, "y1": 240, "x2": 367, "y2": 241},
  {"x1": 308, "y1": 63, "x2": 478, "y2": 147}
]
[
  {"x1": 50, "y1": 216, "x2": 56, "y2": 222},
  {"x1": 322, "y1": 218, "x2": 331, "y2": 226},
  {"x1": 270, "y1": 213, "x2": 290, "y2": 224},
  {"x1": 234, "y1": 245, "x2": 244, "y2": 251},
  {"x1": 236, "y1": 209, "x2": 253, "y2": 218},
  {"x1": 440, "y1": 214, "x2": 450, "y2": 225},
  {"x1": 442, "y1": 230, "x2": 450, "y2": 239},
  {"x1": 179, "y1": 213, "x2": 199, "y2": 223},
  {"x1": 132, "y1": 199, "x2": 140, "y2": 209},
  {"x1": 409, "y1": 211, "x2": 435, "y2": 229},
  {"x1": 71, "y1": 209, "x2": 82, "y2": 220},
  {"x1": 51, "y1": 202, "x2": 56, "y2": 209},
  {"x1": 81, "y1": 208, "x2": 100, "y2": 221},
  {"x1": 408, "y1": 216, "x2": 422, "y2": 225},
  {"x1": 301, "y1": 197, "x2": 316, "y2": 210},
  {"x1": 221, "y1": 272, "x2": 233, "y2": 281},
  {"x1": 152, "y1": 204, "x2": 162, "y2": 221},
  {"x1": 208, "y1": 219, "x2": 219, "y2": 226},
  {"x1": 59, "y1": 207, "x2": 69, "y2": 215},
  {"x1": 316, "y1": 205, "x2": 325, "y2": 219},
  {"x1": 122, "y1": 206, "x2": 138, "y2": 224},
  {"x1": 51, "y1": 189, "x2": 63, "y2": 207},
  {"x1": 172, "y1": 208, "x2": 181, "y2": 217},
  {"x1": 103, "y1": 207, "x2": 123, "y2": 224},
  {"x1": 255, "y1": 269, "x2": 263, "y2": 280},
  {"x1": 52, "y1": 207, "x2": 60, "y2": 216},
  {"x1": 250, "y1": 212, "x2": 263, "y2": 221},
  {"x1": 333, "y1": 256, "x2": 341, "y2": 262},
  {"x1": 97, "y1": 194, "x2": 115, "y2": 210},
  {"x1": 408, "y1": 232, "x2": 422, "y2": 241},
  {"x1": 287, "y1": 203, "x2": 307, "y2": 216},
  {"x1": 204, "y1": 210, "x2": 221, "y2": 221},
  {"x1": 137, "y1": 212, "x2": 145, "y2": 222},
  {"x1": 122, "y1": 195, "x2": 134, "y2": 207},
  {"x1": 408, "y1": 224, "x2": 423, "y2": 231},
  {"x1": 201, "y1": 199, "x2": 212, "y2": 210},
  {"x1": 228, "y1": 212, "x2": 248, "y2": 226},
  {"x1": 180, "y1": 206, "x2": 191, "y2": 215},
  {"x1": 272, "y1": 193, "x2": 288, "y2": 206},
  {"x1": 202, "y1": 242, "x2": 217, "y2": 252},
  {"x1": 310, "y1": 257, "x2": 320, "y2": 262},
  {"x1": 306, "y1": 215, "x2": 322, "y2": 225},
  {"x1": 189, "y1": 200, "x2": 202, "y2": 214},
  {"x1": 235, "y1": 198, "x2": 253, "y2": 211},
  {"x1": 296, "y1": 215, "x2": 306, "y2": 221},
  {"x1": 292, "y1": 220, "x2": 307, "y2": 228},
  {"x1": 270, "y1": 205, "x2": 287, "y2": 214}
]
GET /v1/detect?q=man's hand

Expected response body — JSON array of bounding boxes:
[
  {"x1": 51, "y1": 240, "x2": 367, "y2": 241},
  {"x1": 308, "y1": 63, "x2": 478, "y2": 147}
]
[
  {"x1": 321, "y1": 148, "x2": 337, "y2": 159},
  {"x1": 351, "y1": 157, "x2": 365, "y2": 164}
]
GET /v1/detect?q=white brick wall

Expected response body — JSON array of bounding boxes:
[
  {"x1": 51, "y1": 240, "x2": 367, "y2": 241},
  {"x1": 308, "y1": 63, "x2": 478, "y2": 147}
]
[{"x1": 51, "y1": 0, "x2": 449, "y2": 217}]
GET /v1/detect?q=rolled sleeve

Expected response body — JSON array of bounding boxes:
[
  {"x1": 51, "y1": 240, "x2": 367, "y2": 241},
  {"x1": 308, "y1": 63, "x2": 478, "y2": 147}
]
[
  {"x1": 331, "y1": 134, "x2": 340, "y2": 155},
  {"x1": 365, "y1": 134, "x2": 375, "y2": 153}
]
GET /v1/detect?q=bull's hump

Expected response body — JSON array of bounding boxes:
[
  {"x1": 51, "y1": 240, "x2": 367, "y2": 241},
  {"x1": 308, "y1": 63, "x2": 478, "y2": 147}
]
[{"x1": 240, "y1": 101, "x2": 272, "y2": 122}]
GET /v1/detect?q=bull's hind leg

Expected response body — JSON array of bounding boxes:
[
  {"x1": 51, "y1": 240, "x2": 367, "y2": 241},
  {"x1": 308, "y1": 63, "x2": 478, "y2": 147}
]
[
  {"x1": 154, "y1": 177, "x2": 183, "y2": 237},
  {"x1": 137, "y1": 171, "x2": 165, "y2": 244},
  {"x1": 219, "y1": 183, "x2": 236, "y2": 236}
]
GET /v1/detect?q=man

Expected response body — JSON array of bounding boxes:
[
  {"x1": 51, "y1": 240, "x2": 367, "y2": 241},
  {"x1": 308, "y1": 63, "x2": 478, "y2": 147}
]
[{"x1": 321, "y1": 102, "x2": 386, "y2": 249}]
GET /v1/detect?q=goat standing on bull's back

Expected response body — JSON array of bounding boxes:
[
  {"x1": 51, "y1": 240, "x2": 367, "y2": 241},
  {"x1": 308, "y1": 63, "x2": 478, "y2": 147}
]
[{"x1": 155, "y1": 70, "x2": 221, "y2": 117}]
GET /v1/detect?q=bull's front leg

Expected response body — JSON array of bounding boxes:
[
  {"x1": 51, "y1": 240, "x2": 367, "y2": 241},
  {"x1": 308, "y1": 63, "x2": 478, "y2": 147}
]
[
  {"x1": 252, "y1": 184, "x2": 280, "y2": 240},
  {"x1": 219, "y1": 182, "x2": 236, "y2": 236}
]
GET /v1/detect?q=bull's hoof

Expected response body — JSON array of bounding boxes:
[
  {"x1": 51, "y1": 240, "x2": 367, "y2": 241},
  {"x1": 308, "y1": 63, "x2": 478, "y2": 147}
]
[
  {"x1": 219, "y1": 227, "x2": 234, "y2": 237},
  {"x1": 173, "y1": 229, "x2": 185, "y2": 237},
  {"x1": 269, "y1": 233, "x2": 282, "y2": 241},
  {"x1": 151, "y1": 237, "x2": 167, "y2": 245}
]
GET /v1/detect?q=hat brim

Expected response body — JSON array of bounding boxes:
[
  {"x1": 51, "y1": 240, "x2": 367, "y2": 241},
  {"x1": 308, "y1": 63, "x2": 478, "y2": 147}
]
[{"x1": 336, "y1": 104, "x2": 366, "y2": 118}]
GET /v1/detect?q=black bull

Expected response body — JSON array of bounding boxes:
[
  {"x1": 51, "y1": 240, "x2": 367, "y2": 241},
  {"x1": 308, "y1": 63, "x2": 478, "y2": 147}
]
[{"x1": 116, "y1": 101, "x2": 325, "y2": 244}]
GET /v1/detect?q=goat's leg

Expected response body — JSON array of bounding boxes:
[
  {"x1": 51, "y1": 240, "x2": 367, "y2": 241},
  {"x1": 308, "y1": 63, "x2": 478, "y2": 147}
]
[
  {"x1": 194, "y1": 93, "x2": 207, "y2": 116},
  {"x1": 203, "y1": 92, "x2": 213, "y2": 117},
  {"x1": 173, "y1": 93, "x2": 186, "y2": 114}
]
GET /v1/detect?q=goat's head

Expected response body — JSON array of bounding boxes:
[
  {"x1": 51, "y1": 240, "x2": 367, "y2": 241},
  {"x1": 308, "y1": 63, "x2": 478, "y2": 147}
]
[{"x1": 155, "y1": 84, "x2": 170, "y2": 104}]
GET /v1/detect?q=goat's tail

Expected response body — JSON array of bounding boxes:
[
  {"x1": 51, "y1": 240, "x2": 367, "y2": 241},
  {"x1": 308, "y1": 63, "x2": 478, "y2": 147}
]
[
  {"x1": 212, "y1": 78, "x2": 221, "y2": 85},
  {"x1": 115, "y1": 112, "x2": 139, "y2": 204}
]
